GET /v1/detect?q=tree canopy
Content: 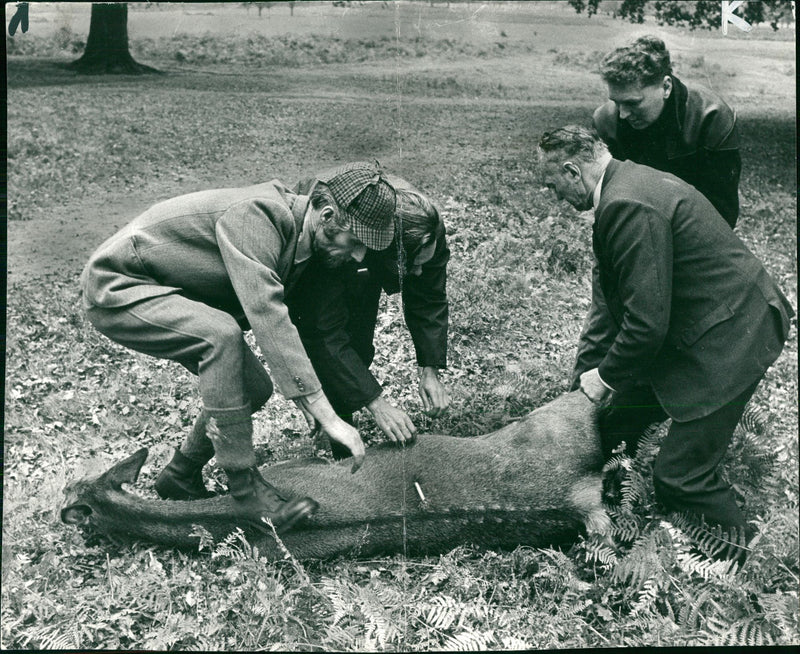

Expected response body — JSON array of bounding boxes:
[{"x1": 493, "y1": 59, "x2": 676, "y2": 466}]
[{"x1": 568, "y1": 0, "x2": 794, "y2": 30}]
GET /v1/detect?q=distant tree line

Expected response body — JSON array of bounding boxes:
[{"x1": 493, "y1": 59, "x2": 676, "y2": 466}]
[
  {"x1": 567, "y1": 0, "x2": 795, "y2": 30},
  {"x1": 8, "y1": 0, "x2": 794, "y2": 76}
]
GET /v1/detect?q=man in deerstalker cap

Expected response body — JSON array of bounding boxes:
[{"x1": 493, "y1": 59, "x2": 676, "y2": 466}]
[{"x1": 80, "y1": 162, "x2": 397, "y2": 531}]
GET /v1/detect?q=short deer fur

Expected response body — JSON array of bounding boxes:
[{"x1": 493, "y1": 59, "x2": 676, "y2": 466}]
[{"x1": 61, "y1": 391, "x2": 608, "y2": 559}]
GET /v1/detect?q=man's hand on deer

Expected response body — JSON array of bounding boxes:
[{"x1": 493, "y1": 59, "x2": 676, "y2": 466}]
[
  {"x1": 419, "y1": 366, "x2": 450, "y2": 417},
  {"x1": 324, "y1": 419, "x2": 366, "y2": 473},
  {"x1": 579, "y1": 368, "x2": 612, "y2": 404},
  {"x1": 367, "y1": 396, "x2": 417, "y2": 444}
]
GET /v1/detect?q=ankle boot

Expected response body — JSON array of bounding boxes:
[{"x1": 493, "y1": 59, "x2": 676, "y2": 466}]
[
  {"x1": 225, "y1": 466, "x2": 319, "y2": 532},
  {"x1": 155, "y1": 449, "x2": 216, "y2": 501}
]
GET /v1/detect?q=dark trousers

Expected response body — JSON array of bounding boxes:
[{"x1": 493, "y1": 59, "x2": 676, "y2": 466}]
[
  {"x1": 599, "y1": 381, "x2": 760, "y2": 529},
  {"x1": 289, "y1": 262, "x2": 383, "y2": 416}
]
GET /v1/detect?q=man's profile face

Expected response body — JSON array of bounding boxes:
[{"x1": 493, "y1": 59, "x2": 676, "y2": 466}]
[
  {"x1": 607, "y1": 78, "x2": 669, "y2": 129},
  {"x1": 540, "y1": 159, "x2": 592, "y2": 212},
  {"x1": 313, "y1": 219, "x2": 366, "y2": 268}
]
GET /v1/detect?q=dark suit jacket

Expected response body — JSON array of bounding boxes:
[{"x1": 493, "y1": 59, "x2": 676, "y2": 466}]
[
  {"x1": 288, "y1": 173, "x2": 449, "y2": 414},
  {"x1": 594, "y1": 75, "x2": 741, "y2": 227},
  {"x1": 575, "y1": 159, "x2": 792, "y2": 421}
]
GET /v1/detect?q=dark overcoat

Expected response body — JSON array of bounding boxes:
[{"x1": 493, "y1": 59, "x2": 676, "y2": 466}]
[
  {"x1": 594, "y1": 75, "x2": 741, "y2": 227},
  {"x1": 575, "y1": 159, "x2": 793, "y2": 421}
]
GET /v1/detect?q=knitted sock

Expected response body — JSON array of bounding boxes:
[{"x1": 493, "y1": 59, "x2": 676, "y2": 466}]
[
  {"x1": 205, "y1": 403, "x2": 256, "y2": 471},
  {"x1": 178, "y1": 410, "x2": 215, "y2": 464}
]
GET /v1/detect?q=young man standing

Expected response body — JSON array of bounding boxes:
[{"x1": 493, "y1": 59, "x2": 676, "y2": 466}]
[{"x1": 594, "y1": 35, "x2": 741, "y2": 228}]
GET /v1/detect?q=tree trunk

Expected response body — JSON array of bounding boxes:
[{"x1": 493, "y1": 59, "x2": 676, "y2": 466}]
[{"x1": 69, "y1": 3, "x2": 157, "y2": 75}]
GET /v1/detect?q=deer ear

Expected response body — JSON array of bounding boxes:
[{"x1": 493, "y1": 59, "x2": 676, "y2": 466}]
[
  {"x1": 61, "y1": 504, "x2": 93, "y2": 525},
  {"x1": 101, "y1": 448, "x2": 149, "y2": 489}
]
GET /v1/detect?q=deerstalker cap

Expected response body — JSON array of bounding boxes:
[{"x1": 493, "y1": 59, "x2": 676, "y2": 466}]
[{"x1": 317, "y1": 161, "x2": 397, "y2": 250}]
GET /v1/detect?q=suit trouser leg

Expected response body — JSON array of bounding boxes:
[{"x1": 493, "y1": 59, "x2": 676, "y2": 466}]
[
  {"x1": 653, "y1": 381, "x2": 760, "y2": 530},
  {"x1": 85, "y1": 294, "x2": 273, "y2": 470},
  {"x1": 344, "y1": 272, "x2": 382, "y2": 374}
]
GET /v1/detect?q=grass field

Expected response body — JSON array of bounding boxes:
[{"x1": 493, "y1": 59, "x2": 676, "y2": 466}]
[{"x1": 4, "y1": 2, "x2": 798, "y2": 649}]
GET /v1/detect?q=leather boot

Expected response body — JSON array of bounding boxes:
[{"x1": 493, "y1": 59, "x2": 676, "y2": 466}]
[
  {"x1": 225, "y1": 466, "x2": 319, "y2": 532},
  {"x1": 155, "y1": 449, "x2": 216, "y2": 501}
]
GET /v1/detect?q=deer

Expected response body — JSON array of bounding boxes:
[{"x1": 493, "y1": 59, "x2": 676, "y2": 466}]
[{"x1": 61, "y1": 390, "x2": 609, "y2": 560}]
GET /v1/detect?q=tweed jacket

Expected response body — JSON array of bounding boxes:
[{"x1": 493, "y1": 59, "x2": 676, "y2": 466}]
[
  {"x1": 80, "y1": 181, "x2": 322, "y2": 400},
  {"x1": 575, "y1": 159, "x2": 792, "y2": 421},
  {"x1": 594, "y1": 75, "x2": 741, "y2": 227},
  {"x1": 289, "y1": 174, "x2": 449, "y2": 413}
]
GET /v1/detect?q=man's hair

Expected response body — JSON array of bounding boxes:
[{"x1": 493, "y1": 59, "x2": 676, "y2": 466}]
[
  {"x1": 599, "y1": 35, "x2": 672, "y2": 87},
  {"x1": 538, "y1": 125, "x2": 608, "y2": 165},
  {"x1": 394, "y1": 189, "x2": 439, "y2": 254},
  {"x1": 310, "y1": 182, "x2": 351, "y2": 235}
]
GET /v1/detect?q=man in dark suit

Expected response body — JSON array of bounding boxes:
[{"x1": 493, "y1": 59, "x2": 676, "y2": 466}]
[
  {"x1": 594, "y1": 35, "x2": 741, "y2": 228},
  {"x1": 289, "y1": 173, "x2": 450, "y2": 457},
  {"x1": 537, "y1": 125, "x2": 793, "y2": 537}
]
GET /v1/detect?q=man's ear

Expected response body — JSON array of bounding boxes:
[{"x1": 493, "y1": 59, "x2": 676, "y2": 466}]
[
  {"x1": 319, "y1": 206, "x2": 336, "y2": 224},
  {"x1": 563, "y1": 161, "x2": 582, "y2": 179},
  {"x1": 662, "y1": 75, "x2": 672, "y2": 99}
]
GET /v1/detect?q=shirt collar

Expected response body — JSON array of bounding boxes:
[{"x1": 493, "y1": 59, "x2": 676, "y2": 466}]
[{"x1": 592, "y1": 158, "x2": 611, "y2": 210}]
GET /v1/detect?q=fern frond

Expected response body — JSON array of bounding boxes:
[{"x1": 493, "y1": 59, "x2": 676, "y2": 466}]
[
  {"x1": 739, "y1": 403, "x2": 770, "y2": 435},
  {"x1": 443, "y1": 629, "x2": 495, "y2": 651},
  {"x1": 602, "y1": 455, "x2": 644, "y2": 509},
  {"x1": 420, "y1": 594, "x2": 460, "y2": 630},
  {"x1": 319, "y1": 577, "x2": 356, "y2": 626},
  {"x1": 759, "y1": 591, "x2": 800, "y2": 635},
  {"x1": 356, "y1": 585, "x2": 402, "y2": 648},
  {"x1": 629, "y1": 577, "x2": 660, "y2": 616},
  {"x1": 318, "y1": 576, "x2": 403, "y2": 647},
  {"x1": 677, "y1": 552, "x2": 740, "y2": 583},
  {"x1": 582, "y1": 537, "x2": 618, "y2": 567},
  {"x1": 678, "y1": 584, "x2": 717, "y2": 629},
  {"x1": 608, "y1": 507, "x2": 642, "y2": 542},
  {"x1": 620, "y1": 467, "x2": 648, "y2": 510},
  {"x1": 632, "y1": 422, "x2": 663, "y2": 472},
  {"x1": 669, "y1": 513, "x2": 749, "y2": 562},
  {"x1": 612, "y1": 528, "x2": 665, "y2": 588},
  {"x1": 602, "y1": 454, "x2": 631, "y2": 476},
  {"x1": 211, "y1": 528, "x2": 251, "y2": 561},
  {"x1": 714, "y1": 616, "x2": 774, "y2": 646},
  {"x1": 36, "y1": 625, "x2": 77, "y2": 650}
]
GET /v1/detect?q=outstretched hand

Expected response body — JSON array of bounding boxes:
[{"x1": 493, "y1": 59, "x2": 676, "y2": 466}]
[
  {"x1": 296, "y1": 390, "x2": 365, "y2": 473},
  {"x1": 324, "y1": 419, "x2": 366, "y2": 473},
  {"x1": 579, "y1": 368, "x2": 612, "y2": 404},
  {"x1": 368, "y1": 396, "x2": 417, "y2": 443},
  {"x1": 419, "y1": 367, "x2": 450, "y2": 417}
]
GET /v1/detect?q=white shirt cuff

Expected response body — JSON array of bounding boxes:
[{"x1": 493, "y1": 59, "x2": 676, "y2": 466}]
[{"x1": 597, "y1": 370, "x2": 616, "y2": 393}]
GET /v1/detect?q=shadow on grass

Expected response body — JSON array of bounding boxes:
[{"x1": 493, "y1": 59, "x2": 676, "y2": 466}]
[
  {"x1": 738, "y1": 115, "x2": 797, "y2": 189},
  {"x1": 7, "y1": 57, "x2": 164, "y2": 89}
]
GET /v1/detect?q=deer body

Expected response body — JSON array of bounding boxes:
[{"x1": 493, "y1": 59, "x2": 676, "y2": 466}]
[{"x1": 62, "y1": 391, "x2": 607, "y2": 559}]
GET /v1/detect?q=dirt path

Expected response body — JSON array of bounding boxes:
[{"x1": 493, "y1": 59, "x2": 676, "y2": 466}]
[{"x1": 7, "y1": 196, "x2": 152, "y2": 284}]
